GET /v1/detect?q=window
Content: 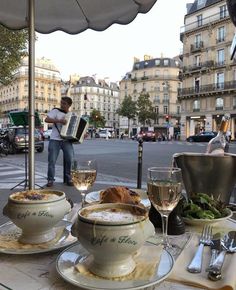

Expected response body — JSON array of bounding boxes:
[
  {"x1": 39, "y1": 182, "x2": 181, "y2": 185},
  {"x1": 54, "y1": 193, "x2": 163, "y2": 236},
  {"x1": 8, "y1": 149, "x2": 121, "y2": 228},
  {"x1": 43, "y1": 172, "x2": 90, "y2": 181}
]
[
  {"x1": 194, "y1": 77, "x2": 200, "y2": 93},
  {"x1": 216, "y1": 72, "x2": 224, "y2": 89},
  {"x1": 163, "y1": 94, "x2": 169, "y2": 103},
  {"x1": 233, "y1": 96, "x2": 236, "y2": 108},
  {"x1": 177, "y1": 106, "x2": 180, "y2": 115},
  {"x1": 217, "y1": 26, "x2": 225, "y2": 42},
  {"x1": 197, "y1": 15, "x2": 203, "y2": 27},
  {"x1": 216, "y1": 97, "x2": 224, "y2": 109},
  {"x1": 197, "y1": 0, "x2": 206, "y2": 7},
  {"x1": 220, "y1": 5, "x2": 227, "y2": 19},
  {"x1": 163, "y1": 105, "x2": 168, "y2": 114},
  {"x1": 154, "y1": 95, "x2": 160, "y2": 103},
  {"x1": 164, "y1": 59, "x2": 169, "y2": 66},
  {"x1": 155, "y1": 59, "x2": 160, "y2": 66},
  {"x1": 195, "y1": 34, "x2": 202, "y2": 48},
  {"x1": 217, "y1": 49, "x2": 225, "y2": 65},
  {"x1": 194, "y1": 55, "x2": 201, "y2": 66},
  {"x1": 154, "y1": 106, "x2": 159, "y2": 114},
  {"x1": 193, "y1": 100, "x2": 200, "y2": 111}
]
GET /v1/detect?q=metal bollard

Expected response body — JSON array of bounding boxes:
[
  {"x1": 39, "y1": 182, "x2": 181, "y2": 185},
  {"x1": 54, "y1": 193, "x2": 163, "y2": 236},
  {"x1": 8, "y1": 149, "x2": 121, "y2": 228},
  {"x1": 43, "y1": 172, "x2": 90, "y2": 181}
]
[{"x1": 137, "y1": 138, "x2": 143, "y2": 189}]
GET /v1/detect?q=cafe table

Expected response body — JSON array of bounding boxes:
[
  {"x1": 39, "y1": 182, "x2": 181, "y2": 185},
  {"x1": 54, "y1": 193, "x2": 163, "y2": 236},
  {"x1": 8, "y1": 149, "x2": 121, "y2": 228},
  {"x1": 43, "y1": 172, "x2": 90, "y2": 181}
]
[{"x1": 0, "y1": 203, "x2": 235, "y2": 290}]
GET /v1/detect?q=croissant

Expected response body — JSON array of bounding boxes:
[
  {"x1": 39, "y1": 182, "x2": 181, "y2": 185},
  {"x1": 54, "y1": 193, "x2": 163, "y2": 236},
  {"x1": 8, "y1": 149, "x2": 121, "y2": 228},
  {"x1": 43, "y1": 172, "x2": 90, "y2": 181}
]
[{"x1": 100, "y1": 186, "x2": 141, "y2": 205}]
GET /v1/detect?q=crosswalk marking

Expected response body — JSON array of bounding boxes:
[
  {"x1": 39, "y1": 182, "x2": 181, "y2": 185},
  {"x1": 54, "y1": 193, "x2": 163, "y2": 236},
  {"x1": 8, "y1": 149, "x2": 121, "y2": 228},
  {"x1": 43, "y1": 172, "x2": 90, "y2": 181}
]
[
  {"x1": 0, "y1": 170, "x2": 25, "y2": 176},
  {"x1": 0, "y1": 163, "x2": 46, "y2": 188}
]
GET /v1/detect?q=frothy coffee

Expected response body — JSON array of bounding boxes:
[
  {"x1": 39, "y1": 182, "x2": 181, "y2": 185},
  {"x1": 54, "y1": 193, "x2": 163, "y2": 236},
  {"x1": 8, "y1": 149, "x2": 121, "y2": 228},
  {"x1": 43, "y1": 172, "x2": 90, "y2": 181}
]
[
  {"x1": 81, "y1": 206, "x2": 147, "y2": 224},
  {"x1": 10, "y1": 190, "x2": 60, "y2": 202}
]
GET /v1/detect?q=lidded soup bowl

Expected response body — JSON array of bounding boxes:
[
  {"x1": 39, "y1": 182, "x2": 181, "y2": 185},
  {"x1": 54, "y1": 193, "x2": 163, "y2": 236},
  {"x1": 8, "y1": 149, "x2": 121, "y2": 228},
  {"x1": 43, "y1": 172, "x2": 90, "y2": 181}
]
[
  {"x1": 71, "y1": 203, "x2": 155, "y2": 278},
  {"x1": 3, "y1": 189, "x2": 71, "y2": 244}
]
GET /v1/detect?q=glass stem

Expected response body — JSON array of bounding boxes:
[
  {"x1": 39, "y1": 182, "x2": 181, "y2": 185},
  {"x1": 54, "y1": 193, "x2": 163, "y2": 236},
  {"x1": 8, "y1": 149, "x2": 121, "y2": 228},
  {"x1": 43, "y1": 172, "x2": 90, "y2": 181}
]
[
  {"x1": 81, "y1": 192, "x2": 86, "y2": 208},
  {"x1": 161, "y1": 214, "x2": 170, "y2": 248}
]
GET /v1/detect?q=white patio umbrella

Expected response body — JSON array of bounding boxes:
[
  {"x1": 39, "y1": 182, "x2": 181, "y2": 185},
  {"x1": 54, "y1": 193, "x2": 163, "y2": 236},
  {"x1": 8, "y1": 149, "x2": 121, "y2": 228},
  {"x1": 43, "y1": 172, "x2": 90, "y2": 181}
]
[{"x1": 0, "y1": 0, "x2": 157, "y2": 189}]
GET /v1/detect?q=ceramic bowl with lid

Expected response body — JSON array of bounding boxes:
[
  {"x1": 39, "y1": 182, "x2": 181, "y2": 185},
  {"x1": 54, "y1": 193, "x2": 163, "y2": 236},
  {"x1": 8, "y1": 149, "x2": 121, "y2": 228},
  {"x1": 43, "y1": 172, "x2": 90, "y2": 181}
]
[
  {"x1": 71, "y1": 203, "x2": 155, "y2": 278},
  {"x1": 3, "y1": 189, "x2": 71, "y2": 244}
]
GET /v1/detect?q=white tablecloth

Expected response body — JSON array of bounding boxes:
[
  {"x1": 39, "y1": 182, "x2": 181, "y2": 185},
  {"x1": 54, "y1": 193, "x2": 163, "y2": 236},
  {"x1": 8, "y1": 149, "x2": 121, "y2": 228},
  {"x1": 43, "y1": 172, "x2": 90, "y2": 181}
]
[{"x1": 0, "y1": 205, "x2": 235, "y2": 290}]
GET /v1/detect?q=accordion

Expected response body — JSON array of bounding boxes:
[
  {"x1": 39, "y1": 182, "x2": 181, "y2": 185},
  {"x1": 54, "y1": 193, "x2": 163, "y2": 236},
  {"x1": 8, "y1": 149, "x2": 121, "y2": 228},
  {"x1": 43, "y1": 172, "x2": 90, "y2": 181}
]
[{"x1": 60, "y1": 112, "x2": 88, "y2": 143}]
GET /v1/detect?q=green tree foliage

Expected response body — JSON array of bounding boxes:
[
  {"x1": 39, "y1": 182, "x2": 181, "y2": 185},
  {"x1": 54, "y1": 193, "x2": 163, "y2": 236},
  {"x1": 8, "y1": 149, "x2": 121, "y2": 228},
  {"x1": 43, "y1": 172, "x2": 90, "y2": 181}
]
[
  {"x1": 0, "y1": 25, "x2": 28, "y2": 85},
  {"x1": 117, "y1": 95, "x2": 137, "y2": 134},
  {"x1": 136, "y1": 93, "x2": 155, "y2": 126},
  {"x1": 89, "y1": 109, "x2": 106, "y2": 128}
]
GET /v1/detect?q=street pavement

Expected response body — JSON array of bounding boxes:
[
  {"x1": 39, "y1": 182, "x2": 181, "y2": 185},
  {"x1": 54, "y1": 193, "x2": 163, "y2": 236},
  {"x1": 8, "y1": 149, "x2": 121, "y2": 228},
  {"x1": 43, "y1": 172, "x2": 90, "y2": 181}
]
[
  {"x1": 1, "y1": 139, "x2": 235, "y2": 225},
  {"x1": 0, "y1": 158, "x2": 138, "y2": 225}
]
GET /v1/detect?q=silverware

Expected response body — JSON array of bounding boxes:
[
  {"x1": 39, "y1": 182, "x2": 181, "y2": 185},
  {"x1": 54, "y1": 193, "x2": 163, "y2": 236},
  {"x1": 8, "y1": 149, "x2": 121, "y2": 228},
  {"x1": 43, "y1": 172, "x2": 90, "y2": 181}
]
[
  {"x1": 187, "y1": 225, "x2": 212, "y2": 273},
  {"x1": 206, "y1": 232, "x2": 222, "y2": 271},
  {"x1": 208, "y1": 231, "x2": 236, "y2": 281}
]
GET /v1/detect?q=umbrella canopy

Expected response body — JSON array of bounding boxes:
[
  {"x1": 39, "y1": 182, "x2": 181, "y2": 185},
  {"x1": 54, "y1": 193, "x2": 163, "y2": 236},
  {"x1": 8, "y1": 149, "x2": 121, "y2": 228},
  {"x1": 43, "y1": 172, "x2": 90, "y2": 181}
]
[
  {"x1": 0, "y1": 0, "x2": 157, "y2": 189},
  {"x1": 0, "y1": 0, "x2": 157, "y2": 34}
]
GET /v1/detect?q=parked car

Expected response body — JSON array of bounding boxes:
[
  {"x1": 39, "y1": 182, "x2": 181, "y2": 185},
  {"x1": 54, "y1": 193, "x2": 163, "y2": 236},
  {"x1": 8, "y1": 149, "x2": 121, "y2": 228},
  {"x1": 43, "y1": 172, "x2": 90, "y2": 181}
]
[
  {"x1": 186, "y1": 131, "x2": 217, "y2": 142},
  {"x1": 7, "y1": 126, "x2": 44, "y2": 153},
  {"x1": 133, "y1": 131, "x2": 156, "y2": 142},
  {"x1": 97, "y1": 129, "x2": 112, "y2": 139},
  {"x1": 44, "y1": 129, "x2": 52, "y2": 139}
]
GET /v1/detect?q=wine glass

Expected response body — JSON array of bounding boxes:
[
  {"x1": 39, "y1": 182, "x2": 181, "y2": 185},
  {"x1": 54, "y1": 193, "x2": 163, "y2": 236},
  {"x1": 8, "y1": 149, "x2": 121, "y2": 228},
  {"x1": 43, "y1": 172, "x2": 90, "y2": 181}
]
[
  {"x1": 71, "y1": 159, "x2": 97, "y2": 208},
  {"x1": 147, "y1": 167, "x2": 182, "y2": 249}
]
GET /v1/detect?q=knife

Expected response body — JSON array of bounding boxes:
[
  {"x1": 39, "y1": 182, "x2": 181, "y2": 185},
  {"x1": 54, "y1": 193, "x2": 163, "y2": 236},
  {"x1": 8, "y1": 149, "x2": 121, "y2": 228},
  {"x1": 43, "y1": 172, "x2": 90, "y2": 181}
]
[
  {"x1": 206, "y1": 233, "x2": 222, "y2": 272},
  {"x1": 208, "y1": 231, "x2": 236, "y2": 281}
]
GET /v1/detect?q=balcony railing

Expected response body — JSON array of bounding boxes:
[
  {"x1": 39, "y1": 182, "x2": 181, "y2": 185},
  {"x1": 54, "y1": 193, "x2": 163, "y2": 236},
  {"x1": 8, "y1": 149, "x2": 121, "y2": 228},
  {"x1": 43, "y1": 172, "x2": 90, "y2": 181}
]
[
  {"x1": 190, "y1": 41, "x2": 204, "y2": 52},
  {"x1": 178, "y1": 80, "x2": 236, "y2": 97},
  {"x1": 180, "y1": 11, "x2": 229, "y2": 35},
  {"x1": 183, "y1": 60, "x2": 214, "y2": 73}
]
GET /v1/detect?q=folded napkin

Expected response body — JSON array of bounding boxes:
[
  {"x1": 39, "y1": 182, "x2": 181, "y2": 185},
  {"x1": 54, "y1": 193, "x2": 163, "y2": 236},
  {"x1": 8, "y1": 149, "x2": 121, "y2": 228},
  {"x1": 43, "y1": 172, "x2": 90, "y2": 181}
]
[{"x1": 167, "y1": 233, "x2": 236, "y2": 290}]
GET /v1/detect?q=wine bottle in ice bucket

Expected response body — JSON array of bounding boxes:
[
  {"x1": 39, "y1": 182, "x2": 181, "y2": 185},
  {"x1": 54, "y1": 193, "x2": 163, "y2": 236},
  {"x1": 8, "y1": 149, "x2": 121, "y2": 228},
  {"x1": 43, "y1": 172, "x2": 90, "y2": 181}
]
[{"x1": 206, "y1": 114, "x2": 230, "y2": 155}]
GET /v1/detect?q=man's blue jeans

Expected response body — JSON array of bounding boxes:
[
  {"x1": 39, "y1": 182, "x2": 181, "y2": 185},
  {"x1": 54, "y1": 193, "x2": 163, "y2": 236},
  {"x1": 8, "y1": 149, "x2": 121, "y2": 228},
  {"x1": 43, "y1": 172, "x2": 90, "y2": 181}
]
[{"x1": 47, "y1": 139, "x2": 74, "y2": 183}]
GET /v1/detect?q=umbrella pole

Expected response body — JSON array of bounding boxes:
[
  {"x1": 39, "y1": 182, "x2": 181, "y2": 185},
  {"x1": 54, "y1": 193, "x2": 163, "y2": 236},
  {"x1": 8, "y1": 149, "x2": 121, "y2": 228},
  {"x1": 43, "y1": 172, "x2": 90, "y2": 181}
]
[{"x1": 28, "y1": 0, "x2": 35, "y2": 190}]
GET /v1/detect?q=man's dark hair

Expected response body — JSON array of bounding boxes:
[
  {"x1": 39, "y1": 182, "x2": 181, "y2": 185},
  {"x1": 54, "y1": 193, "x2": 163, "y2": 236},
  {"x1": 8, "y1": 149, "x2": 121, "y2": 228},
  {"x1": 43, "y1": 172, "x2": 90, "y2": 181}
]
[{"x1": 61, "y1": 96, "x2": 72, "y2": 106}]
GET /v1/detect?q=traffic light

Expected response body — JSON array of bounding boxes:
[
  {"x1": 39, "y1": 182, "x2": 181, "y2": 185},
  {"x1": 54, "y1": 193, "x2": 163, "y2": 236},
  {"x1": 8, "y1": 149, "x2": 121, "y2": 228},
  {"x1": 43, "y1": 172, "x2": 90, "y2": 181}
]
[{"x1": 165, "y1": 115, "x2": 169, "y2": 123}]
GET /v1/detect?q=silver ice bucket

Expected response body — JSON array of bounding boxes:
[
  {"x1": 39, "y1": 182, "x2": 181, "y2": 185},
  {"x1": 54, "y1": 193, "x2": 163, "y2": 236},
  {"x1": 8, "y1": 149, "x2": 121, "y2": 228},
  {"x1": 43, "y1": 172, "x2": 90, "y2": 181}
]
[{"x1": 173, "y1": 152, "x2": 236, "y2": 204}]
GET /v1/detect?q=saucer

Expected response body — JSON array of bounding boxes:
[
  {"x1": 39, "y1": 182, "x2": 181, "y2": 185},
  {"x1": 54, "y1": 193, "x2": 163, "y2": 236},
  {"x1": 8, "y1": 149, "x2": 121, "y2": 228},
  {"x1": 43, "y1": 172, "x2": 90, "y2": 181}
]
[
  {"x1": 0, "y1": 221, "x2": 77, "y2": 254},
  {"x1": 56, "y1": 242, "x2": 174, "y2": 290}
]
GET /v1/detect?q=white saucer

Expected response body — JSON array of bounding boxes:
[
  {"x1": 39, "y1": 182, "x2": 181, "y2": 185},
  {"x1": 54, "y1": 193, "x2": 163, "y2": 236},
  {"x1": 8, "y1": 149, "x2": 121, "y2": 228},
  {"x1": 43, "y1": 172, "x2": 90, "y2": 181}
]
[
  {"x1": 56, "y1": 242, "x2": 174, "y2": 290},
  {"x1": 0, "y1": 221, "x2": 77, "y2": 254},
  {"x1": 86, "y1": 189, "x2": 151, "y2": 208}
]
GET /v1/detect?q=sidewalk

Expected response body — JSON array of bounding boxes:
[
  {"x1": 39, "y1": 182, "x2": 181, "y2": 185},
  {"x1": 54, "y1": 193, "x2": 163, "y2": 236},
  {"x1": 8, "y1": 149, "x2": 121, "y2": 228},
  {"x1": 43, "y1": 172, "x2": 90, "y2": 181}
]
[{"x1": 0, "y1": 173, "x2": 140, "y2": 225}]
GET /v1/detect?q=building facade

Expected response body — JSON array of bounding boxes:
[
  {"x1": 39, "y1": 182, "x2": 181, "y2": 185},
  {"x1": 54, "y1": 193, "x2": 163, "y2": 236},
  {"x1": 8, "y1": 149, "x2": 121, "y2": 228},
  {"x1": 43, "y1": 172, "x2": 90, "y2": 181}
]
[
  {"x1": 179, "y1": 0, "x2": 236, "y2": 140},
  {"x1": 0, "y1": 57, "x2": 61, "y2": 129},
  {"x1": 119, "y1": 56, "x2": 182, "y2": 138},
  {"x1": 65, "y1": 76, "x2": 120, "y2": 130}
]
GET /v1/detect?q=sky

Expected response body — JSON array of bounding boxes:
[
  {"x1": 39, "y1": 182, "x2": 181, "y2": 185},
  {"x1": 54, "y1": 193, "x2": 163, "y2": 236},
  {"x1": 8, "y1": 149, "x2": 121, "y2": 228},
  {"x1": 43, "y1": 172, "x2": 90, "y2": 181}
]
[{"x1": 35, "y1": 0, "x2": 192, "y2": 83}]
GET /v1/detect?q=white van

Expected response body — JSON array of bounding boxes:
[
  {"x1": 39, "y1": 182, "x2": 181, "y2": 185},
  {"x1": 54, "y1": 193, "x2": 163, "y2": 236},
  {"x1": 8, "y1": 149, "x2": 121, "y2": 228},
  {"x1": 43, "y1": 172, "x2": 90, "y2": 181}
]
[{"x1": 98, "y1": 129, "x2": 112, "y2": 139}]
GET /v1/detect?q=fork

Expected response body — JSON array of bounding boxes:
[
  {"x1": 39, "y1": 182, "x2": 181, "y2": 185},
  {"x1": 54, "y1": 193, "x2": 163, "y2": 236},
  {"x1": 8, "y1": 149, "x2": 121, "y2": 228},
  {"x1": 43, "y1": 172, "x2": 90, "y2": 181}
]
[{"x1": 187, "y1": 225, "x2": 213, "y2": 273}]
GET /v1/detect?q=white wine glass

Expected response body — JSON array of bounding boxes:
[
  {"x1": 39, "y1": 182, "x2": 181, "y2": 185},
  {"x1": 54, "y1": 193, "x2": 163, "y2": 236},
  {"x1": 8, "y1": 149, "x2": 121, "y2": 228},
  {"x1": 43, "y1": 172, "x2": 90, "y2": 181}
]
[
  {"x1": 147, "y1": 167, "x2": 182, "y2": 249},
  {"x1": 71, "y1": 159, "x2": 97, "y2": 208}
]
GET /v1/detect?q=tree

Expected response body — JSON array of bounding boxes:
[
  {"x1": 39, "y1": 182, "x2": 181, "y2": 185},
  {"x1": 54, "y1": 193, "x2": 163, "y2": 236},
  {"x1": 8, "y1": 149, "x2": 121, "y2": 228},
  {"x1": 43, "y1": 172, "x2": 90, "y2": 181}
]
[
  {"x1": 89, "y1": 109, "x2": 106, "y2": 128},
  {"x1": 136, "y1": 93, "x2": 155, "y2": 126},
  {"x1": 0, "y1": 25, "x2": 28, "y2": 85},
  {"x1": 117, "y1": 95, "x2": 137, "y2": 136}
]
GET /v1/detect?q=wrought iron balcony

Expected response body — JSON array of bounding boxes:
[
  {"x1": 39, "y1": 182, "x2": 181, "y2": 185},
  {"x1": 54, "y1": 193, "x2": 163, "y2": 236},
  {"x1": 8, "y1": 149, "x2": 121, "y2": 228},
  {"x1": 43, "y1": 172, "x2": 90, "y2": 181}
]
[{"x1": 178, "y1": 80, "x2": 236, "y2": 98}]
